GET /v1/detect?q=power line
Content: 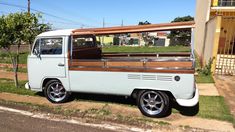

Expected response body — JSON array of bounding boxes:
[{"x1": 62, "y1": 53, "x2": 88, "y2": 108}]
[
  {"x1": 0, "y1": 2, "x2": 94, "y2": 27},
  {"x1": 0, "y1": 9, "x2": 85, "y2": 29}
]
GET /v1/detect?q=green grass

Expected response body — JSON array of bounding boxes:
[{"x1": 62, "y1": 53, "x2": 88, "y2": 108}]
[
  {"x1": 195, "y1": 74, "x2": 214, "y2": 83},
  {"x1": 198, "y1": 96, "x2": 235, "y2": 125},
  {"x1": 0, "y1": 78, "x2": 36, "y2": 96},
  {"x1": 173, "y1": 96, "x2": 235, "y2": 126},
  {"x1": 102, "y1": 45, "x2": 190, "y2": 53},
  {"x1": 0, "y1": 52, "x2": 28, "y2": 64}
]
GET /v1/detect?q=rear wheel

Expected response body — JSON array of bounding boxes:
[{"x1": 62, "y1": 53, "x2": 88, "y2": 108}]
[
  {"x1": 44, "y1": 80, "x2": 70, "y2": 103},
  {"x1": 137, "y1": 90, "x2": 170, "y2": 117}
]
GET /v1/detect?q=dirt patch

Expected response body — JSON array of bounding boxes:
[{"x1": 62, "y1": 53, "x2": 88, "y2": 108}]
[
  {"x1": 0, "y1": 92, "x2": 234, "y2": 132},
  {"x1": 0, "y1": 63, "x2": 27, "y2": 68},
  {"x1": 0, "y1": 70, "x2": 28, "y2": 81}
]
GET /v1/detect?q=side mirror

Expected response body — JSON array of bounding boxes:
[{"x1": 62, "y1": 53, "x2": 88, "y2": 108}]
[{"x1": 33, "y1": 48, "x2": 41, "y2": 58}]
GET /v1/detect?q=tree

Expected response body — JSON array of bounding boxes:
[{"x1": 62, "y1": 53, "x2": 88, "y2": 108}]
[
  {"x1": 168, "y1": 15, "x2": 194, "y2": 46},
  {"x1": 138, "y1": 21, "x2": 154, "y2": 46},
  {"x1": 0, "y1": 12, "x2": 51, "y2": 87},
  {"x1": 23, "y1": 13, "x2": 51, "y2": 51}
]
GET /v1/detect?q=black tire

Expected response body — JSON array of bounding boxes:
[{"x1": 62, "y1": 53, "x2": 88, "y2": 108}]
[
  {"x1": 137, "y1": 90, "x2": 170, "y2": 118},
  {"x1": 44, "y1": 80, "x2": 70, "y2": 103}
]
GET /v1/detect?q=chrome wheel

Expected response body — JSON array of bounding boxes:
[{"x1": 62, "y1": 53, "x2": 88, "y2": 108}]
[
  {"x1": 139, "y1": 91, "x2": 164, "y2": 116},
  {"x1": 46, "y1": 81, "x2": 67, "y2": 102}
]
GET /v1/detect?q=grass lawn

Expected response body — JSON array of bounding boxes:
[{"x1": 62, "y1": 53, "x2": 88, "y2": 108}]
[
  {"x1": 195, "y1": 74, "x2": 214, "y2": 83},
  {"x1": 0, "y1": 79, "x2": 36, "y2": 96},
  {"x1": 198, "y1": 96, "x2": 234, "y2": 124},
  {"x1": 102, "y1": 45, "x2": 190, "y2": 53},
  {"x1": 173, "y1": 96, "x2": 235, "y2": 126}
]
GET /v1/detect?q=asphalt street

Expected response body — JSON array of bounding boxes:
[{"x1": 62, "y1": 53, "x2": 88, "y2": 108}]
[{"x1": 0, "y1": 109, "x2": 115, "y2": 132}]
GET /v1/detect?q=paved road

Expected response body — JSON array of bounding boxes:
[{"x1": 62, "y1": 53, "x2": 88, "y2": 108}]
[{"x1": 0, "y1": 110, "x2": 115, "y2": 132}]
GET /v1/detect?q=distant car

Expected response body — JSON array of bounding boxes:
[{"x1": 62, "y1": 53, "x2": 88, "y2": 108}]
[{"x1": 26, "y1": 26, "x2": 198, "y2": 118}]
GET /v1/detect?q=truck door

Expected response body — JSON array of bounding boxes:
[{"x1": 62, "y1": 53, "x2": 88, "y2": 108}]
[{"x1": 28, "y1": 37, "x2": 66, "y2": 90}]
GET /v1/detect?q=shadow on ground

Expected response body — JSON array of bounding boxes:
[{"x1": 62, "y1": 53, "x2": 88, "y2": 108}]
[{"x1": 36, "y1": 92, "x2": 199, "y2": 117}]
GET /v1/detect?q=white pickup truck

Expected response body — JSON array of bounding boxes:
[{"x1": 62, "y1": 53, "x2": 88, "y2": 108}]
[{"x1": 26, "y1": 22, "x2": 198, "y2": 117}]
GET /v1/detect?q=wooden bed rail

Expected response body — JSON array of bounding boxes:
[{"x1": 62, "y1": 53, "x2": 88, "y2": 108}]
[{"x1": 69, "y1": 58, "x2": 195, "y2": 74}]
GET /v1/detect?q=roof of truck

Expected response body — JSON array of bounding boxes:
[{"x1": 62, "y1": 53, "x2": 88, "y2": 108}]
[
  {"x1": 72, "y1": 21, "x2": 195, "y2": 35},
  {"x1": 37, "y1": 29, "x2": 75, "y2": 37},
  {"x1": 37, "y1": 21, "x2": 195, "y2": 37}
]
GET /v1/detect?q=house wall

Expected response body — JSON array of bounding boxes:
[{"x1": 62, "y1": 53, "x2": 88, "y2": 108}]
[
  {"x1": 96, "y1": 36, "x2": 114, "y2": 45},
  {"x1": 194, "y1": 0, "x2": 211, "y2": 57},
  {"x1": 203, "y1": 16, "x2": 222, "y2": 72}
]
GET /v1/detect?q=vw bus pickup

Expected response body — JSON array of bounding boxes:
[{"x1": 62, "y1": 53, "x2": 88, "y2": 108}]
[{"x1": 27, "y1": 22, "x2": 199, "y2": 117}]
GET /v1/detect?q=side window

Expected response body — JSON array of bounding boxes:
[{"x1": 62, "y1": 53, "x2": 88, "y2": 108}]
[
  {"x1": 41, "y1": 38, "x2": 63, "y2": 55},
  {"x1": 73, "y1": 36, "x2": 95, "y2": 49},
  {"x1": 32, "y1": 38, "x2": 63, "y2": 55}
]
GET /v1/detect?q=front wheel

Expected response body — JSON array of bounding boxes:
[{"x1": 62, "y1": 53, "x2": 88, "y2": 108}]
[
  {"x1": 137, "y1": 90, "x2": 170, "y2": 117},
  {"x1": 44, "y1": 80, "x2": 70, "y2": 103}
]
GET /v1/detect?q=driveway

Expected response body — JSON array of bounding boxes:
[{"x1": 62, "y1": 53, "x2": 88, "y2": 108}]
[{"x1": 214, "y1": 75, "x2": 235, "y2": 117}]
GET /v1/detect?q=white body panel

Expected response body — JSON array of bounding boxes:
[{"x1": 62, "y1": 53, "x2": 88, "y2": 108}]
[
  {"x1": 27, "y1": 36, "x2": 70, "y2": 91},
  {"x1": 69, "y1": 71, "x2": 195, "y2": 99}
]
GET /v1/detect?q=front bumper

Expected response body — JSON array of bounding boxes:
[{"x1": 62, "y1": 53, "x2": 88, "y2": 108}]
[
  {"x1": 25, "y1": 82, "x2": 31, "y2": 90},
  {"x1": 176, "y1": 86, "x2": 199, "y2": 107}
]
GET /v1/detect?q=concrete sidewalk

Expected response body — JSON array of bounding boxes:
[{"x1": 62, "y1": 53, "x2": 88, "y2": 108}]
[
  {"x1": 214, "y1": 75, "x2": 235, "y2": 118},
  {"x1": 197, "y1": 83, "x2": 219, "y2": 96}
]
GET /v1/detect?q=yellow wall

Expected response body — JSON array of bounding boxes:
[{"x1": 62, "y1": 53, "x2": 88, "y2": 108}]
[
  {"x1": 212, "y1": 0, "x2": 218, "y2": 6},
  {"x1": 96, "y1": 36, "x2": 114, "y2": 45}
]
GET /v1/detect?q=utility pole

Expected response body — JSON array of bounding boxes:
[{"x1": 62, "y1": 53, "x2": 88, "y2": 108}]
[
  {"x1": 27, "y1": 0, "x2": 30, "y2": 15},
  {"x1": 102, "y1": 18, "x2": 105, "y2": 28},
  {"x1": 102, "y1": 18, "x2": 105, "y2": 45},
  {"x1": 121, "y1": 19, "x2": 123, "y2": 26},
  {"x1": 27, "y1": 0, "x2": 31, "y2": 52}
]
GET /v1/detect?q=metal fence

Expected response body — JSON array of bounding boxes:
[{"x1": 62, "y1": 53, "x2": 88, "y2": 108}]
[
  {"x1": 215, "y1": 16, "x2": 235, "y2": 75},
  {"x1": 215, "y1": 0, "x2": 235, "y2": 7}
]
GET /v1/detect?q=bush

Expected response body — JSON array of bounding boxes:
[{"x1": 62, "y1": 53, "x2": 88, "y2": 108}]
[{"x1": 197, "y1": 58, "x2": 213, "y2": 76}]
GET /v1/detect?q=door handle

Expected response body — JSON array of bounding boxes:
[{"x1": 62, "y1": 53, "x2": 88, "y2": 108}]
[{"x1": 58, "y1": 63, "x2": 65, "y2": 67}]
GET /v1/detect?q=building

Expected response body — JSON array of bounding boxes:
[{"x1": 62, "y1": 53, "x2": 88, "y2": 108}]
[
  {"x1": 128, "y1": 32, "x2": 170, "y2": 47},
  {"x1": 195, "y1": 0, "x2": 235, "y2": 75}
]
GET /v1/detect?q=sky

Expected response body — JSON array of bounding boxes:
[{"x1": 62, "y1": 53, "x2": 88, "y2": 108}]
[{"x1": 0, "y1": 0, "x2": 196, "y2": 29}]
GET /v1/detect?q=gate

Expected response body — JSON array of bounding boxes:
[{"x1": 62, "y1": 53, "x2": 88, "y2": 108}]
[{"x1": 216, "y1": 16, "x2": 235, "y2": 75}]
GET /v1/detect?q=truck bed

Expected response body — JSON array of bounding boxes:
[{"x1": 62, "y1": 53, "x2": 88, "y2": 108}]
[{"x1": 69, "y1": 52, "x2": 195, "y2": 74}]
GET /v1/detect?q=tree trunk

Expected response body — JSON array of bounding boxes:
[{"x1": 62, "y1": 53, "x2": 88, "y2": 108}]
[
  {"x1": 28, "y1": 44, "x2": 31, "y2": 52},
  {"x1": 11, "y1": 56, "x2": 19, "y2": 88},
  {"x1": 14, "y1": 66, "x2": 19, "y2": 88},
  {"x1": 9, "y1": 45, "x2": 20, "y2": 88}
]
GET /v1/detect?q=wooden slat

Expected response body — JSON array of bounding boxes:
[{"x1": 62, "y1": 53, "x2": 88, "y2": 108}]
[
  {"x1": 146, "y1": 61, "x2": 192, "y2": 68},
  {"x1": 71, "y1": 61, "x2": 104, "y2": 67},
  {"x1": 106, "y1": 61, "x2": 143, "y2": 67},
  {"x1": 102, "y1": 52, "x2": 191, "y2": 58}
]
